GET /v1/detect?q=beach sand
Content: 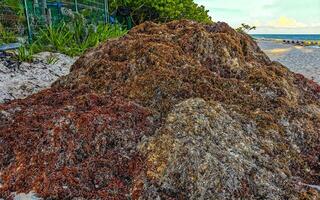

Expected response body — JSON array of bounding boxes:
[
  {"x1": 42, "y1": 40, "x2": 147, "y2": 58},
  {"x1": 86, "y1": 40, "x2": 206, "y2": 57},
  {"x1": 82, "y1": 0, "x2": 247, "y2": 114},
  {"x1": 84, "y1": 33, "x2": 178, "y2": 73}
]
[{"x1": 257, "y1": 40, "x2": 320, "y2": 83}]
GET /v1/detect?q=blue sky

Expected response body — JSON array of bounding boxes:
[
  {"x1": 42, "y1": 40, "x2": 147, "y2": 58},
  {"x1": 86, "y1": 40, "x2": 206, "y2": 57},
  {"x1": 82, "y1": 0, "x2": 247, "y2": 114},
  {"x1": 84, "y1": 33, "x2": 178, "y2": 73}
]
[{"x1": 195, "y1": 0, "x2": 320, "y2": 34}]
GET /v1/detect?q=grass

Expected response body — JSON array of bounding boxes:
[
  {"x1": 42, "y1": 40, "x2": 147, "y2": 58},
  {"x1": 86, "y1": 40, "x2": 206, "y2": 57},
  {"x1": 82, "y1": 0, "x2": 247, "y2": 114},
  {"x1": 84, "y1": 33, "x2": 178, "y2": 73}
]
[
  {"x1": 14, "y1": 46, "x2": 34, "y2": 62},
  {"x1": 34, "y1": 23, "x2": 127, "y2": 56},
  {"x1": 2, "y1": 11, "x2": 127, "y2": 62},
  {"x1": 12, "y1": 21, "x2": 127, "y2": 62},
  {"x1": 32, "y1": 13, "x2": 128, "y2": 57},
  {"x1": 46, "y1": 53, "x2": 59, "y2": 64}
]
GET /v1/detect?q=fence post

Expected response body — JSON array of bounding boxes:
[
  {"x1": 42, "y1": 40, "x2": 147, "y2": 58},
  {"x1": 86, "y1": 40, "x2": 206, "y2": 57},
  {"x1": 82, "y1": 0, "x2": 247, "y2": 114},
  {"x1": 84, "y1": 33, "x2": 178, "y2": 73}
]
[
  {"x1": 104, "y1": 0, "x2": 109, "y2": 24},
  {"x1": 74, "y1": 0, "x2": 78, "y2": 13},
  {"x1": 33, "y1": 0, "x2": 39, "y2": 13},
  {"x1": 47, "y1": 8, "x2": 52, "y2": 27},
  {"x1": 23, "y1": 0, "x2": 33, "y2": 43},
  {"x1": 41, "y1": 0, "x2": 47, "y2": 16}
]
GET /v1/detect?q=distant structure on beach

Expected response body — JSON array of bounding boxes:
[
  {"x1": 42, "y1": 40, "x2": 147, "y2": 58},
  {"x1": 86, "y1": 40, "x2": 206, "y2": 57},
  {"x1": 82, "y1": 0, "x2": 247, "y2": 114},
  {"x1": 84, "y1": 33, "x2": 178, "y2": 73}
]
[
  {"x1": 282, "y1": 40, "x2": 320, "y2": 46},
  {"x1": 252, "y1": 34, "x2": 320, "y2": 46}
]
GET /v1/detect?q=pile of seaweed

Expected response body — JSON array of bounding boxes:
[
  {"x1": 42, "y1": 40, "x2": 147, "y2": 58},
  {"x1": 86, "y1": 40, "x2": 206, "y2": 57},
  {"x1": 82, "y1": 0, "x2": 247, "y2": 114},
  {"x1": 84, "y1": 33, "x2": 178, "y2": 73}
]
[{"x1": 1, "y1": 20, "x2": 319, "y2": 199}]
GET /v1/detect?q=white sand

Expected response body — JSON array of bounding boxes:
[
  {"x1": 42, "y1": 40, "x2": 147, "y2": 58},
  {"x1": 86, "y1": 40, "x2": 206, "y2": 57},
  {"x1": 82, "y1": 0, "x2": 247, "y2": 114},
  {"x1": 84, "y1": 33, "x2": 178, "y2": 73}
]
[
  {"x1": 0, "y1": 52, "x2": 76, "y2": 103},
  {"x1": 257, "y1": 40, "x2": 320, "y2": 83}
]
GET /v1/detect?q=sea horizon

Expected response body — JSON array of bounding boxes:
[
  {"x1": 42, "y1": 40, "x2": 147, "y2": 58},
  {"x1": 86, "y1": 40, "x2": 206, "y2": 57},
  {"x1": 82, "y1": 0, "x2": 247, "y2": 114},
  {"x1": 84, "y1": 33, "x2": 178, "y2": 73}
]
[{"x1": 251, "y1": 34, "x2": 320, "y2": 41}]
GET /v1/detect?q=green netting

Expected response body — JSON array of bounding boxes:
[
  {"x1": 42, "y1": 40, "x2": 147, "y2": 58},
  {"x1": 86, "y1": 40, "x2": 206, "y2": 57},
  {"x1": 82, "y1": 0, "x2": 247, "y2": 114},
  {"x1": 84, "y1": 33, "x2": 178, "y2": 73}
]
[
  {"x1": 0, "y1": 0, "x2": 133, "y2": 45},
  {"x1": 26, "y1": 0, "x2": 108, "y2": 38},
  {"x1": 0, "y1": 0, "x2": 111, "y2": 44}
]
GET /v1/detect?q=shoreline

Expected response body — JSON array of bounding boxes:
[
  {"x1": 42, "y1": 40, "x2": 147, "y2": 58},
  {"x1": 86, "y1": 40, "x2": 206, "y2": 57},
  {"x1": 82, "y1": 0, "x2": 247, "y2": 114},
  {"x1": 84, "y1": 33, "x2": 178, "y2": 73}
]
[
  {"x1": 252, "y1": 34, "x2": 320, "y2": 46},
  {"x1": 256, "y1": 39, "x2": 320, "y2": 83},
  {"x1": 255, "y1": 38, "x2": 320, "y2": 47}
]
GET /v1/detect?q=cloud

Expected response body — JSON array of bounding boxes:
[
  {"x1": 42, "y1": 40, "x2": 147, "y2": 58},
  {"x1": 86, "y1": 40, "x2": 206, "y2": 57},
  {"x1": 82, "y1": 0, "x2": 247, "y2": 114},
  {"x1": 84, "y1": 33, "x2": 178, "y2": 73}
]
[
  {"x1": 267, "y1": 16, "x2": 306, "y2": 28},
  {"x1": 194, "y1": 0, "x2": 320, "y2": 33}
]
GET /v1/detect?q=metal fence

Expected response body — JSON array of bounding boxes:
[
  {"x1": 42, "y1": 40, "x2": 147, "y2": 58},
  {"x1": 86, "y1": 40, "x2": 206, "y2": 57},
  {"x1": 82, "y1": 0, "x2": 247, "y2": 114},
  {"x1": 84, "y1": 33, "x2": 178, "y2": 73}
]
[{"x1": 0, "y1": 0, "x2": 110, "y2": 44}]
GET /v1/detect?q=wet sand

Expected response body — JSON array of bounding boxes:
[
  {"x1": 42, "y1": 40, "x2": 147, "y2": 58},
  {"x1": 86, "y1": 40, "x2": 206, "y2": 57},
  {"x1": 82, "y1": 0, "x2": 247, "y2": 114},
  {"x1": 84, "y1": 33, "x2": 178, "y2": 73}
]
[{"x1": 257, "y1": 40, "x2": 320, "y2": 83}]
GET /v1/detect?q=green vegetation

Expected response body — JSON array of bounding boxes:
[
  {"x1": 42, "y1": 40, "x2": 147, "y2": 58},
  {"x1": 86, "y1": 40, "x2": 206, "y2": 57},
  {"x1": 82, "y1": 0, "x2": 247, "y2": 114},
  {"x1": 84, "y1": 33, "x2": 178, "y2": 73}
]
[
  {"x1": 32, "y1": 14, "x2": 127, "y2": 56},
  {"x1": 110, "y1": 0, "x2": 212, "y2": 24},
  {"x1": 1, "y1": 0, "x2": 211, "y2": 62},
  {"x1": 0, "y1": 0, "x2": 23, "y2": 45},
  {"x1": 0, "y1": 24, "x2": 18, "y2": 44},
  {"x1": 10, "y1": 13, "x2": 127, "y2": 62},
  {"x1": 14, "y1": 45, "x2": 34, "y2": 62},
  {"x1": 0, "y1": 0, "x2": 127, "y2": 59},
  {"x1": 46, "y1": 53, "x2": 59, "y2": 64},
  {"x1": 236, "y1": 23, "x2": 256, "y2": 33},
  {"x1": 0, "y1": 0, "x2": 25, "y2": 25},
  {"x1": 10, "y1": 20, "x2": 126, "y2": 62}
]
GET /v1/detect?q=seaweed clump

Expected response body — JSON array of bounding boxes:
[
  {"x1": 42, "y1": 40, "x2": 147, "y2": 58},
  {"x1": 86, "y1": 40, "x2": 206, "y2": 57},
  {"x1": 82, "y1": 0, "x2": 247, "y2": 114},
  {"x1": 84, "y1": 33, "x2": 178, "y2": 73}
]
[
  {"x1": 0, "y1": 89, "x2": 155, "y2": 199},
  {"x1": 1, "y1": 20, "x2": 320, "y2": 199}
]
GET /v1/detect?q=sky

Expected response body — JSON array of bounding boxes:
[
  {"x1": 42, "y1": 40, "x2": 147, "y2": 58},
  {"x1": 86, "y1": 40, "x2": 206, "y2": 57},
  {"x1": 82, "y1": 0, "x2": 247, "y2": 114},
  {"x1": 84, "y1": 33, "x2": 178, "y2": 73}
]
[{"x1": 195, "y1": 0, "x2": 320, "y2": 34}]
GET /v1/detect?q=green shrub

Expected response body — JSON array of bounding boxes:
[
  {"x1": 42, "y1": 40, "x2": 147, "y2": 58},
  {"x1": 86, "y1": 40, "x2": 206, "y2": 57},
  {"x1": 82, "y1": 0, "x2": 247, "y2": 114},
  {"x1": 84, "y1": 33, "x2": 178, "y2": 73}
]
[
  {"x1": 236, "y1": 23, "x2": 256, "y2": 34},
  {"x1": 0, "y1": 0, "x2": 24, "y2": 18},
  {"x1": 34, "y1": 23, "x2": 73, "y2": 54},
  {"x1": 0, "y1": 24, "x2": 18, "y2": 44},
  {"x1": 0, "y1": 0, "x2": 25, "y2": 29},
  {"x1": 110, "y1": 0, "x2": 212, "y2": 24},
  {"x1": 33, "y1": 13, "x2": 127, "y2": 56}
]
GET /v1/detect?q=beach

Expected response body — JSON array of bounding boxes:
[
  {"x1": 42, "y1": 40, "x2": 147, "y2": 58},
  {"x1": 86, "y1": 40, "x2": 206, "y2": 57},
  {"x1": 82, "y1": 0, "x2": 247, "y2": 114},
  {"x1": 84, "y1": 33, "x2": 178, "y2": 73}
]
[{"x1": 257, "y1": 40, "x2": 320, "y2": 83}]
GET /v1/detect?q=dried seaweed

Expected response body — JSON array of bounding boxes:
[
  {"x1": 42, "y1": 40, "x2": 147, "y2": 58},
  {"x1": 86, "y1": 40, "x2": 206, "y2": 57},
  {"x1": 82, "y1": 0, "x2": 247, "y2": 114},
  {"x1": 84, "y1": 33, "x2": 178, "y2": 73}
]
[{"x1": 0, "y1": 89, "x2": 155, "y2": 199}]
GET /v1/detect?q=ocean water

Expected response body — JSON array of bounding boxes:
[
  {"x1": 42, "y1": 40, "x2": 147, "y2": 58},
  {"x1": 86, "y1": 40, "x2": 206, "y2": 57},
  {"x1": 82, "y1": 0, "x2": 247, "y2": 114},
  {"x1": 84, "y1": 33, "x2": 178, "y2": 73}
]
[{"x1": 251, "y1": 34, "x2": 320, "y2": 41}]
